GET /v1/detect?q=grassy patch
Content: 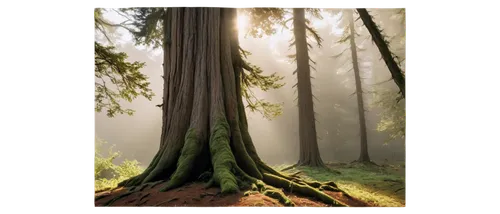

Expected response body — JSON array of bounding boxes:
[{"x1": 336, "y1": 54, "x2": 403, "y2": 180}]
[{"x1": 273, "y1": 162, "x2": 405, "y2": 207}]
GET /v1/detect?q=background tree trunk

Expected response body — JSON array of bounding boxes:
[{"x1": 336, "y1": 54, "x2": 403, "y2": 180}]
[
  {"x1": 292, "y1": 8, "x2": 324, "y2": 167},
  {"x1": 110, "y1": 7, "x2": 345, "y2": 207},
  {"x1": 347, "y1": 10, "x2": 370, "y2": 163},
  {"x1": 357, "y1": 8, "x2": 406, "y2": 98}
]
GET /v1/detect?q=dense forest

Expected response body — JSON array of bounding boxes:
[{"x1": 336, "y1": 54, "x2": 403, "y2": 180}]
[{"x1": 94, "y1": 7, "x2": 405, "y2": 207}]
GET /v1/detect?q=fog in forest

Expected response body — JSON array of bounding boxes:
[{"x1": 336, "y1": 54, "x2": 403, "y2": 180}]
[{"x1": 95, "y1": 9, "x2": 405, "y2": 167}]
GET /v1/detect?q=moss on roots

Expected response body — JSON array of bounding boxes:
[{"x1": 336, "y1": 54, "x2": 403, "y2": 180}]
[
  {"x1": 262, "y1": 173, "x2": 347, "y2": 207},
  {"x1": 209, "y1": 118, "x2": 239, "y2": 193},
  {"x1": 101, "y1": 128, "x2": 349, "y2": 207},
  {"x1": 262, "y1": 188, "x2": 294, "y2": 207},
  {"x1": 102, "y1": 117, "x2": 348, "y2": 207},
  {"x1": 160, "y1": 128, "x2": 203, "y2": 192}
]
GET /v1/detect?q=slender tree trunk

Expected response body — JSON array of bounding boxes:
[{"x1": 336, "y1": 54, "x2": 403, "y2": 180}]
[
  {"x1": 347, "y1": 10, "x2": 370, "y2": 163},
  {"x1": 357, "y1": 8, "x2": 405, "y2": 98},
  {"x1": 109, "y1": 7, "x2": 346, "y2": 207},
  {"x1": 292, "y1": 8, "x2": 324, "y2": 167}
]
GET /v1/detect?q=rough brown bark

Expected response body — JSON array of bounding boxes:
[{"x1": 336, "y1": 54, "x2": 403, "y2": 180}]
[
  {"x1": 347, "y1": 10, "x2": 370, "y2": 163},
  {"x1": 110, "y1": 7, "x2": 346, "y2": 207},
  {"x1": 357, "y1": 8, "x2": 406, "y2": 98},
  {"x1": 292, "y1": 8, "x2": 324, "y2": 167}
]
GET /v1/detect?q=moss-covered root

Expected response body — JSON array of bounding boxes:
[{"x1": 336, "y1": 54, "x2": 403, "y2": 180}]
[
  {"x1": 244, "y1": 190, "x2": 259, "y2": 196},
  {"x1": 306, "y1": 180, "x2": 352, "y2": 198},
  {"x1": 209, "y1": 118, "x2": 239, "y2": 194},
  {"x1": 204, "y1": 178, "x2": 215, "y2": 189},
  {"x1": 160, "y1": 128, "x2": 203, "y2": 192},
  {"x1": 280, "y1": 164, "x2": 298, "y2": 172},
  {"x1": 263, "y1": 187, "x2": 295, "y2": 207},
  {"x1": 262, "y1": 173, "x2": 347, "y2": 207}
]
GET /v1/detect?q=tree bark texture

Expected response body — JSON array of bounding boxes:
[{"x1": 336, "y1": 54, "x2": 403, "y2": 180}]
[
  {"x1": 347, "y1": 10, "x2": 371, "y2": 162},
  {"x1": 357, "y1": 8, "x2": 406, "y2": 98},
  {"x1": 292, "y1": 8, "x2": 325, "y2": 167}
]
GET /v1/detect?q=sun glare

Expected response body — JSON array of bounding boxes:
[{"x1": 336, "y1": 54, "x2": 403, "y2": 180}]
[{"x1": 237, "y1": 14, "x2": 250, "y2": 38}]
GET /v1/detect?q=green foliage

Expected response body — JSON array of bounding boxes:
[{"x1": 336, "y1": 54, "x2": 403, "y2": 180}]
[
  {"x1": 373, "y1": 8, "x2": 406, "y2": 140},
  {"x1": 118, "y1": 8, "x2": 165, "y2": 49},
  {"x1": 236, "y1": 9, "x2": 289, "y2": 120},
  {"x1": 286, "y1": 9, "x2": 324, "y2": 52},
  {"x1": 241, "y1": 8, "x2": 324, "y2": 40},
  {"x1": 248, "y1": 8, "x2": 327, "y2": 113},
  {"x1": 95, "y1": 137, "x2": 143, "y2": 191},
  {"x1": 95, "y1": 42, "x2": 154, "y2": 117},
  {"x1": 372, "y1": 89, "x2": 405, "y2": 144},
  {"x1": 241, "y1": 8, "x2": 287, "y2": 38},
  {"x1": 94, "y1": 138, "x2": 120, "y2": 180},
  {"x1": 240, "y1": 50, "x2": 285, "y2": 120},
  {"x1": 95, "y1": 8, "x2": 154, "y2": 118}
]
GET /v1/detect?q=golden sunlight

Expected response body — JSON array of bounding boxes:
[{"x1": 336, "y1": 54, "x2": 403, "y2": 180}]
[{"x1": 237, "y1": 14, "x2": 250, "y2": 38}]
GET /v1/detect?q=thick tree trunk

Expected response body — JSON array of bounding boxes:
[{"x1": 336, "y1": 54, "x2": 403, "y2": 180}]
[
  {"x1": 357, "y1": 8, "x2": 406, "y2": 98},
  {"x1": 347, "y1": 10, "x2": 370, "y2": 163},
  {"x1": 111, "y1": 7, "x2": 346, "y2": 207},
  {"x1": 292, "y1": 8, "x2": 325, "y2": 167}
]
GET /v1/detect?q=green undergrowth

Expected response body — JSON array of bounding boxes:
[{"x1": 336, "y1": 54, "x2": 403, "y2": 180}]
[
  {"x1": 273, "y1": 162, "x2": 405, "y2": 207},
  {"x1": 95, "y1": 137, "x2": 144, "y2": 192}
]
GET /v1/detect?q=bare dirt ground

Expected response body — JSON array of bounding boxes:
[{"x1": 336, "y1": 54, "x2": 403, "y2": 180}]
[{"x1": 95, "y1": 182, "x2": 374, "y2": 207}]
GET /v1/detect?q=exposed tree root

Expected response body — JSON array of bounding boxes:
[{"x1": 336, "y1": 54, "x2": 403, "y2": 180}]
[
  {"x1": 95, "y1": 187, "x2": 112, "y2": 194},
  {"x1": 102, "y1": 145, "x2": 350, "y2": 207},
  {"x1": 139, "y1": 183, "x2": 150, "y2": 191},
  {"x1": 155, "y1": 197, "x2": 179, "y2": 206},
  {"x1": 262, "y1": 187, "x2": 294, "y2": 206},
  {"x1": 103, "y1": 190, "x2": 136, "y2": 206},
  {"x1": 395, "y1": 187, "x2": 405, "y2": 193},
  {"x1": 262, "y1": 173, "x2": 347, "y2": 206},
  {"x1": 280, "y1": 164, "x2": 297, "y2": 172},
  {"x1": 150, "y1": 180, "x2": 165, "y2": 189},
  {"x1": 243, "y1": 190, "x2": 259, "y2": 196},
  {"x1": 126, "y1": 198, "x2": 137, "y2": 204},
  {"x1": 137, "y1": 199, "x2": 149, "y2": 206},
  {"x1": 95, "y1": 194, "x2": 110, "y2": 201},
  {"x1": 289, "y1": 170, "x2": 302, "y2": 178},
  {"x1": 138, "y1": 193, "x2": 150, "y2": 202}
]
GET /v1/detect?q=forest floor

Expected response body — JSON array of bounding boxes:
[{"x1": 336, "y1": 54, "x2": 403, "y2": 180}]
[{"x1": 95, "y1": 162, "x2": 405, "y2": 207}]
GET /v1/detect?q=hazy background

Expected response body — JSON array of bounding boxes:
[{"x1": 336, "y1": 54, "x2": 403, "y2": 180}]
[{"x1": 95, "y1": 9, "x2": 405, "y2": 167}]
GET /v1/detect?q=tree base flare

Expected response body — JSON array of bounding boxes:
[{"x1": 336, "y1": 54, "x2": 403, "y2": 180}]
[
  {"x1": 350, "y1": 160, "x2": 380, "y2": 167},
  {"x1": 103, "y1": 160, "x2": 350, "y2": 207},
  {"x1": 104, "y1": 132, "x2": 350, "y2": 206}
]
